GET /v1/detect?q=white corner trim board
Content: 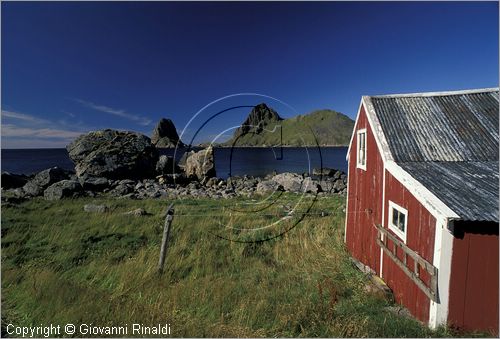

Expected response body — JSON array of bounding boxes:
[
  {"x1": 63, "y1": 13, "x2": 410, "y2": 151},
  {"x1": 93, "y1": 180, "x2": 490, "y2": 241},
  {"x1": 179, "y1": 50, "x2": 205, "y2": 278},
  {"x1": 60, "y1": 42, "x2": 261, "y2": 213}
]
[
  {"x1": 428, "y1": 218, "x2": 454, "y2": 328},
  {"x1": 379, "y1": 165, "x2": 386, "y2": 278}
]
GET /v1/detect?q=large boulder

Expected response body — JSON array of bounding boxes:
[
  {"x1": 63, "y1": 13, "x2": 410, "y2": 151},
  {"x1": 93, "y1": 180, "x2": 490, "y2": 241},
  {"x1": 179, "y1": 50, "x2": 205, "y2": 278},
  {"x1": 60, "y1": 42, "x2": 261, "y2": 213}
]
[
  {"x1": 44, "y1": 180, "x2": 82, "y2": 200},
  {"x1": 184, "y1": 146, "x2": 216, "y2": 181},
  {"x1": 151, "y1": 118, "x2": 185, "y2": 148},
  {"x1": 178, "y1": 150, "x2": 194, "y2": 169},
  {"x1": 156, "y1": 155, "x2": 181, "y2": 175},
  {"x1": 23, "y1": 167, "x2": 70, "y2": 196},
  {"x1": 67, "y1": 129, "x2": 159, "y2": 180},
  {"x1": 271, "y1": 172, "x2": 304, "y2": 192},
  {"x1": 1, "y1": 172, "x2": 28, "y2": 189}
]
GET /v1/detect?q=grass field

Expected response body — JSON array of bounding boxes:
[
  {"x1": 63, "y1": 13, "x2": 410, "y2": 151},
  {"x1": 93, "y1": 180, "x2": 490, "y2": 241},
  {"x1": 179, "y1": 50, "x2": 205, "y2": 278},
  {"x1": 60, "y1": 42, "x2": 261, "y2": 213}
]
[{"x1": 1, "y1": 194, "x2": 480, "y2": 337}]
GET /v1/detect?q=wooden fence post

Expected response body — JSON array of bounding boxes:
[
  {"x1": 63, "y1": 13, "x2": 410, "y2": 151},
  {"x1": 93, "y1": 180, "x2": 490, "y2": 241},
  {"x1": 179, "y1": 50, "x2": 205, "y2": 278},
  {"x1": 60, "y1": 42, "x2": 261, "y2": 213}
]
[{"x1": 158, "y1": 203, "x2": 174, "y2": 275}]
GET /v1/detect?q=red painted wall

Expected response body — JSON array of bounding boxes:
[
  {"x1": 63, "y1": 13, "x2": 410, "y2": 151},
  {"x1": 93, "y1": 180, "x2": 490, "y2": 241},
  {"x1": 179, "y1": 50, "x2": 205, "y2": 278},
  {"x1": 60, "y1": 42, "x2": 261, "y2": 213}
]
[
  {"x1": 346, "y1": 103, "x2": 436, "y2": 323},
  {"x1": 448, "y1": 222, "x2": 499, "y2": 334},
  {"x1": 382, "y1": 171, "x2": 436, "y2": 323},
  {"x1": 345, "y1": 105, "x2": 383, "y2": 274}
]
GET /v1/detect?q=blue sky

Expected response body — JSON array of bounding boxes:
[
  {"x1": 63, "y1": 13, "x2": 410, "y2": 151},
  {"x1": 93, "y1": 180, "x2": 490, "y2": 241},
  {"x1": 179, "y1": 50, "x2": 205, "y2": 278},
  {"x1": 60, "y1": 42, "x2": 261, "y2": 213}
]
[{"x1": 2, "y1": 1, "x2": 498, "y2": 148}]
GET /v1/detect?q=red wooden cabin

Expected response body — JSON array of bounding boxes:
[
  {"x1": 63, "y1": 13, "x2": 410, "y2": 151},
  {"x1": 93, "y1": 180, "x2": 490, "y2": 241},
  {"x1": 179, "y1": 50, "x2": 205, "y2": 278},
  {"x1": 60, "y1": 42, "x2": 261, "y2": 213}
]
[{"x1": 344, "y1": 88, "x2": 499, "y2": 333}]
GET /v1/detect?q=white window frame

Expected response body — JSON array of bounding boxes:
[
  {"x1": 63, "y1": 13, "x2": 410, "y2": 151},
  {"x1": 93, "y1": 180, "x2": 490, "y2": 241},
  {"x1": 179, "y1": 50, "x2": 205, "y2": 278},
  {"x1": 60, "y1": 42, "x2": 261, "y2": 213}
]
[
  {"x1": 388, "y1": 200, "x2": 408, "y2": 243},
  {"x1": 356, "y1": 128, "x2": 367, "y2": 170}
]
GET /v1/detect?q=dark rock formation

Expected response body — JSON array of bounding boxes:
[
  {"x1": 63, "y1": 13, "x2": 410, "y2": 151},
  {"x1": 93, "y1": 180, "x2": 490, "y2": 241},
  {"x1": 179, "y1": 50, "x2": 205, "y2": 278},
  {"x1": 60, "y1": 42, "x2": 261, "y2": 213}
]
[
  {"x1": 1, "y1": 172, "x2": 28, "y2": 189},
  {"x1": 44, "y1": 180, "x2": 82, "y2": 200},
  {"x1": 151, "y1": 118, "x2": 184, "y2": 148},
  {"x1": 184, "y1": 147, "x2": 216, "y2": 181},
  {"x1": 23, "y1": 167, "x2": 70, "y2": 196},
  {"x1": 234, "y1": 103, "x2": 282, "y2": 138},
  {"x1": 67, "y1": 129, "x2": 158, "y2": 180}
]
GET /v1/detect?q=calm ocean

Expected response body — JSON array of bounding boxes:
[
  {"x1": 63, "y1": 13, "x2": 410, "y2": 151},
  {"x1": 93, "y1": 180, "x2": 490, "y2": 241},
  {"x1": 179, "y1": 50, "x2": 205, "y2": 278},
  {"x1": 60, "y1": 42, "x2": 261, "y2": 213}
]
[{"x1": 1, "y1": 147, "x2": 348, "y2": 179}]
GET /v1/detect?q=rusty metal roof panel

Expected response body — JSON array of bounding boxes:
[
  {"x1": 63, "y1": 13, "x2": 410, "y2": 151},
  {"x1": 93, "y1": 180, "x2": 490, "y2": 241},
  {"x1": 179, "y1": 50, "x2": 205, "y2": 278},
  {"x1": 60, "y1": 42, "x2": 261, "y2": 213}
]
[
  {"x1": 370, "y1": 90, "x2": 499, "y2": 162},
  {"x1": 399, "y1": 161, "x2": 499, "y2": 222}
]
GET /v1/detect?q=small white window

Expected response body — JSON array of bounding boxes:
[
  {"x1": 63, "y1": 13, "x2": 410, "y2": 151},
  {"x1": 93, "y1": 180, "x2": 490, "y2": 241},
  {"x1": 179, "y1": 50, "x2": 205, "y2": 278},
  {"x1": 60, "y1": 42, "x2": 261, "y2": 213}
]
[
  {"x1": 357, "y1": 129, "x2": 367, "y2": 170},
  {"x1": 388, "y1": 201, "x2": 408, "y2": 243}
]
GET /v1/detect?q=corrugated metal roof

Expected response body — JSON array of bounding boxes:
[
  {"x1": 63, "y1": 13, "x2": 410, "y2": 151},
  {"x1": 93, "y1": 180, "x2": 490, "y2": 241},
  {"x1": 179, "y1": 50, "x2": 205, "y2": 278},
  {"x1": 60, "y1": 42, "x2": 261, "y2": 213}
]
[
  {"x1": 399, "y1": 162, "x2": 499, "y2": 222},
  {"x1": 370, "y1": 90, "x2": 499, "y2": 162},
  {"x1": 367, "y1": 89, "x2": 499, "y2": 222}
]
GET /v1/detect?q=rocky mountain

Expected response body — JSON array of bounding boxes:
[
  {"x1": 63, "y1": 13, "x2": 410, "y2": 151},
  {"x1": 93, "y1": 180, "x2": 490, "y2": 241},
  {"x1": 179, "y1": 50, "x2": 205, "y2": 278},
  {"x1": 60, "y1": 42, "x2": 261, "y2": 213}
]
[
  {"x1": 151, "y1": 118, "x2": 185, "y2": 148},
  {"x1": 233, "y1": 103, "x2": 283, "y2": 139},
  {"x1": 223, "y1": 104, "x2": 354, "y2": 147}
]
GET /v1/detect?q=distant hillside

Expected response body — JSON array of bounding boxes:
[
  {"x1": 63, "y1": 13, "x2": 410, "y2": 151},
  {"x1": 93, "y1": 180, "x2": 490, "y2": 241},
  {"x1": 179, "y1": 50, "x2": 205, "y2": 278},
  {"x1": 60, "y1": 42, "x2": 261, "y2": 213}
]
[{"x1": 222, "y1": 104, "x2": 354, "y2": 147}]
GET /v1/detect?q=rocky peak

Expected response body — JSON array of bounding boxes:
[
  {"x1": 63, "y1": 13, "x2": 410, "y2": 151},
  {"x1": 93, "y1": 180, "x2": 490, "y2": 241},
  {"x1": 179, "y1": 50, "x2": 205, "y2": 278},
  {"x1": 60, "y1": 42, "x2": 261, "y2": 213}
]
[
  {"x1": 235, "y1": 103, "x2": 282, "y2": 137},
  {"x1": 151, "y1": 118, "x2": 184, "y2": 148}
]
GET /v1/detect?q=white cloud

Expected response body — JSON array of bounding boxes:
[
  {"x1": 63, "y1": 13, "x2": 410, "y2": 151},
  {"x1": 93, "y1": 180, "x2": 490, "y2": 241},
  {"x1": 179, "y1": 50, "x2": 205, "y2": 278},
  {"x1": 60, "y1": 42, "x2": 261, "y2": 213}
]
[
  {"x1": 2, "y1": 110, "x2": 50, "y2": 124},
  {"x1": 2, "y1": 124, "x2": 83, "y2": 139},
  {"x1": 75, "y1": 99, "x2": 152, "y2": 126}
]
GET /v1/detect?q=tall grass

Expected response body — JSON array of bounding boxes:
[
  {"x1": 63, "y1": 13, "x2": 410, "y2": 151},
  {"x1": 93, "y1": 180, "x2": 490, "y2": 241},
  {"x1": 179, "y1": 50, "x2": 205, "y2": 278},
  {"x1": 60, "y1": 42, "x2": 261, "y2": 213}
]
[{"x1": 1, "y1": 195, "x2": 476, "y2": 337}]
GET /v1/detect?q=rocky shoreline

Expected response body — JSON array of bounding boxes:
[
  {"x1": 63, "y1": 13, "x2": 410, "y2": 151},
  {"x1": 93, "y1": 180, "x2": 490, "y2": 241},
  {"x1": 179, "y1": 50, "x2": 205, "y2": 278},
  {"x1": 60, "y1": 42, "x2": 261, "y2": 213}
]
[
  {"x1": 1, "y1": 128, "x2": 347, "y2": 202},
  {"x1": 2, "y1": 167, "x2": 347, "y2": 201}
]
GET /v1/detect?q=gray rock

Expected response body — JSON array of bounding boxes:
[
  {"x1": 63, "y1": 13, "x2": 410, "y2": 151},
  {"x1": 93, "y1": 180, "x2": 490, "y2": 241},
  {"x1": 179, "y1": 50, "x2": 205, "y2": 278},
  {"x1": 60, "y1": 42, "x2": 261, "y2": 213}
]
[
  {"x1": 302, "y1": 177, "x2": 321, "y2": 193},
  {"x1": 1, "y1": 172, "x2": 28, "y2": 189},
  {"x1": 184, "y1": 146, "x2": 216, "y2": 181},
  {"x1": 256, "y1": 180, "x2": 283, "y2": 194},
  {"x1": 44, "y1": 180, "x2": 82, "y2": 200},
  {"x1": 333, "y1": 180, "x2": 346, "y2": 192},
  {"x1": 318, "y1": 180, "x2": 335, "y2": 193},
  {"x1": 23, "y1": 167, "x2": 70, "y2": 196},
  {"x1": 151, "y1": 118, "x2": 184, "y2": 148},
  {"x1": 123, "y1": 208, "x2": 148, "y2": 216},
  {"x1": 118, "y1": 179, "x2": 135, "y2": 186},
  {"x1": 156, "y1": 155, "x2": 180, "y2": 175},
  {"x1": 67, "y1": 129, "x2": 158, "y2": 179},
  {"x1": 79, "y1": 176, "x2": 109, "y2": 191},
  {"x1": 204, "y1": 177, "x2": 220, "y2": 187},
  {"x1": 178, "y1": 150, "x2": 194, "y2": 169},
  {"x1": 84, "y1": 204, "x2": 109, "y2": 213},
  {"x1": 271, "y1": 172, "x2": 304, "y2": 192},
  {"x1": 111, "y1": 184, "x2": 133, "y2": 196},
  {"x1": 10, "y1": 188, "x2": 27, "y2": 198}
]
